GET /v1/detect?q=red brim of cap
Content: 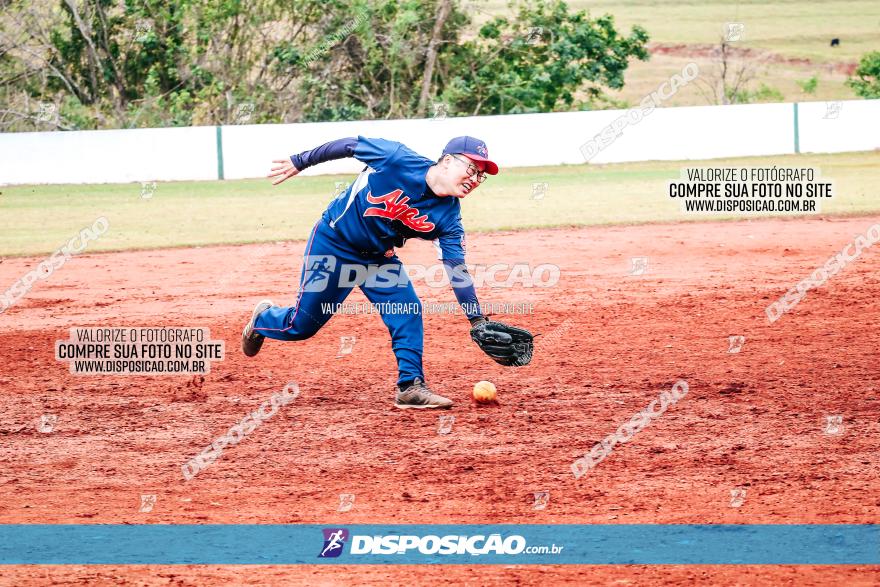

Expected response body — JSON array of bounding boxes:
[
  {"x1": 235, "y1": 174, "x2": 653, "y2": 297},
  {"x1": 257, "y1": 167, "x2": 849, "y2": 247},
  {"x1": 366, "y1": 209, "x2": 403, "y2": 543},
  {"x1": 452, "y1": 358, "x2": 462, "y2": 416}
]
[{"x1": 465, "y1": 155, "x2": 499, "y2": 175}]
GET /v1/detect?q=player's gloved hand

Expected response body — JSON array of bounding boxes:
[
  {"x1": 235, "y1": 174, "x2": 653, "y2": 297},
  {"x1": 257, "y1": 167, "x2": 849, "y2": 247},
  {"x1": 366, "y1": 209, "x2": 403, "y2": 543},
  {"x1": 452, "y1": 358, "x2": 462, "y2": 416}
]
[
  {"x1": 470, "y1": 317, "x2": 533, "y2": 367},
  {"x1": 268, "y1": 158, "x2": 301, "y2": 185}
]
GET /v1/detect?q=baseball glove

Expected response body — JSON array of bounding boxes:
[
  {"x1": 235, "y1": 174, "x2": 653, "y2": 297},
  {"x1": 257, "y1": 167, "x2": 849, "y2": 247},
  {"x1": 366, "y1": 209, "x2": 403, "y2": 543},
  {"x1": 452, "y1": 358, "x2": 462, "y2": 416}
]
[{"x1": 470, "y1": 318, "x2": 533, "y2": 367}]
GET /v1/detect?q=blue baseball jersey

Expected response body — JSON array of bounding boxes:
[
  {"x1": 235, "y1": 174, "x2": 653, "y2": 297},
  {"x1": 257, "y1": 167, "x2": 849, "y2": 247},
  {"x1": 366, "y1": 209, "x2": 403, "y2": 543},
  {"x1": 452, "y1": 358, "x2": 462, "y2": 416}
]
[{"x1": 320, "y1": 136, "x2": 466, "y2": 260}]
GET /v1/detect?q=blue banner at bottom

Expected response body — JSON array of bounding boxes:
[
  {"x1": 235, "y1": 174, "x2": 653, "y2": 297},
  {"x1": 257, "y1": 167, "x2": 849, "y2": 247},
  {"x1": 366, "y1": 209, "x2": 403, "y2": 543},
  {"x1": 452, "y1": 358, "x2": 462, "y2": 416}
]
[{"x1": 0, "y1": 525, "x2": 877, "y2": 565}]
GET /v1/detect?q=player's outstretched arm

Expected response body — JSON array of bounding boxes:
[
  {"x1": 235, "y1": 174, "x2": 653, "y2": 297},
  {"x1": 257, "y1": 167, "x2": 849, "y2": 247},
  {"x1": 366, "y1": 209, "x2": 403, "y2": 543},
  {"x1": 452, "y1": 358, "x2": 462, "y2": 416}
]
[
  {"x1": 442, "y1": 259, "x2": 483, "y2": 322},
  {"x1": 269, "y1": 137, "x2": 359, "y2": 186}
]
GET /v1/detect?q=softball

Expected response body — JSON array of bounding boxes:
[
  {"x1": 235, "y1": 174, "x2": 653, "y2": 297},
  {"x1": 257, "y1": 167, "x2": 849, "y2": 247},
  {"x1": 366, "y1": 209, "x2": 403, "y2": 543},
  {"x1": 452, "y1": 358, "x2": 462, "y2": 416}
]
[{"x1": 473, "y1": 380, "x2": 497, "y2": 402}]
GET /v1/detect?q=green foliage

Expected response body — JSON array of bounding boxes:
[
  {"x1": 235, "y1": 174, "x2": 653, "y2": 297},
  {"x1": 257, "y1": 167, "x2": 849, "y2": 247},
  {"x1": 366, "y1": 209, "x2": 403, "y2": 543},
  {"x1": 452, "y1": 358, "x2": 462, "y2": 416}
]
[
  {"x1": 299, "y1": 0, "x2": 648, "y2": 120},
  {"x1": 846, "y1": 51, "x2": 880, "y2": 99},
  {"x1": 440, "y1": 1, "x2": 649, "y2": 116},
  {"x1": 730, "y1": 83, "x2": 784, "y2": 104},
  {"x1": 796, "y1": 75, "x2": 818, "y2": 95},
  {"x1": 1, "y1": 0, "x2": 326, "y2": 130},
  {"x1": 296, "y1": 0, "x2": 451, "y2": 121},
  {"x1": 0, "y1": 0, "x2": 649, "y2": 130}
]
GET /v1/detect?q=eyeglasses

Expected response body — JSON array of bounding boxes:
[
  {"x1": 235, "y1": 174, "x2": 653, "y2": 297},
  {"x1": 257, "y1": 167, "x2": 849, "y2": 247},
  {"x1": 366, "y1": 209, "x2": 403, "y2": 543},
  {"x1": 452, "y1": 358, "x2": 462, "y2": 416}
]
[{"x1": 449, "y1": 154, "x2": 487, "y2": 184}]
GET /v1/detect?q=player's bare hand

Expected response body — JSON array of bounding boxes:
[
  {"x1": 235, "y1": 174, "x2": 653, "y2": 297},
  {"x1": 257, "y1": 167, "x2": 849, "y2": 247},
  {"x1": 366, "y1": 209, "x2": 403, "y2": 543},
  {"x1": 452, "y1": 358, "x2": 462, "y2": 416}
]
[{"x1": 268, "y1": 158, "x2": 300, "y2": 185}]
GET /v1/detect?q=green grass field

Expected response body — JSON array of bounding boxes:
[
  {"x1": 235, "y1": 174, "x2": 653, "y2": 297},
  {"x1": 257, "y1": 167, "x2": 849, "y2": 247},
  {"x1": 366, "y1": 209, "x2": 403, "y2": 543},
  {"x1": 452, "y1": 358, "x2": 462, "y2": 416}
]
[
  {"x1": 474, "y1": 0, "x2": 880, "y2": 107},
  {"x1": 480, "y1": 0, "x2": 880, "y2": 62},
  {"x1": 603, "y1": 0, "x2": 877, "y2": 62},
  {"x1": 2, "y1": 151, "x2": 878, "y2": 257}
]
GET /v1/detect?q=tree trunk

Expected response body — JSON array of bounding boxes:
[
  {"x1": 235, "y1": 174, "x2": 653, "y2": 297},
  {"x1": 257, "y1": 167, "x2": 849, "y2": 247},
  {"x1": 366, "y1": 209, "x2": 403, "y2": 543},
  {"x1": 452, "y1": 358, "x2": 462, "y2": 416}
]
[
  {"x1": 417, "y1": 0, "x2": 452, "y2": 118},
  {"x1": 63, "y1": 0, "x2": 101, "y2": 103}
]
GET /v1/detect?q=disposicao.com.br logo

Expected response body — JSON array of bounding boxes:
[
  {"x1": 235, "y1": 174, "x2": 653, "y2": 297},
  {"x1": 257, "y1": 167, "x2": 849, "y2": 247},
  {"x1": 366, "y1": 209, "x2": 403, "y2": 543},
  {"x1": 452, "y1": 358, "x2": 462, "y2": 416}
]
[
  {"x1": 319, "y1": 528, "x2": 349, "y2": 558},
  {"x1": 319, "y1": 528, "x2": 563, "y2": 557}
]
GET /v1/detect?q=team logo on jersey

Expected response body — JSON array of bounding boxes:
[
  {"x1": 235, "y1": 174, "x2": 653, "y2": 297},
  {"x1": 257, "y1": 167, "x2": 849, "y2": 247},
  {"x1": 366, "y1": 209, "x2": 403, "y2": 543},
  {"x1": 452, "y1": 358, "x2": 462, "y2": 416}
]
[
  {"x1": 364, "y1": 189, "x2": 435, "y2": 232},
  {"x1": 319, "y1": 528, "x2": 349, "y2": 558}
]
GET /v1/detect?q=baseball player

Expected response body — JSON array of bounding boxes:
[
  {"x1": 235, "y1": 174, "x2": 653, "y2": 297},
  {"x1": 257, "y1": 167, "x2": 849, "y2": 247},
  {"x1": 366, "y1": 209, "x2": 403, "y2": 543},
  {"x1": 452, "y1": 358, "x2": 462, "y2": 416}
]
[{"x1": 242, "y1": 136, "x2": 532, "y2": 409}]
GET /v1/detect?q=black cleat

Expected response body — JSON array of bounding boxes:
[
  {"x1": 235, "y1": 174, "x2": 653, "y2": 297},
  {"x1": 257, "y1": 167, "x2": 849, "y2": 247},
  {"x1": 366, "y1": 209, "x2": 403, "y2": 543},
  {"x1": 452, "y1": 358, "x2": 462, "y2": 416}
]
[{"x1": 241, "y1": 299, "x2": 273, "y2": 357}]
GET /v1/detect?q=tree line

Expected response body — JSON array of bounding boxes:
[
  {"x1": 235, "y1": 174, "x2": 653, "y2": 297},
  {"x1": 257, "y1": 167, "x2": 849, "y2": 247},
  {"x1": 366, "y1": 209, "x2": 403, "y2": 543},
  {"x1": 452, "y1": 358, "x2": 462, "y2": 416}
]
[{"x1": 0, "y1": 0, "x2": 650, "y2": 131}]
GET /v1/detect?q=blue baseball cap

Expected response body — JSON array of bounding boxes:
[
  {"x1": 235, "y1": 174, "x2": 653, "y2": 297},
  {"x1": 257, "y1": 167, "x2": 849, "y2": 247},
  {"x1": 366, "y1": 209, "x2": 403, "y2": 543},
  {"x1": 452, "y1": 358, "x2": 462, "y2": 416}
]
[{"x1": 441, "y1": 136, "x2": 499, "y2": 175}]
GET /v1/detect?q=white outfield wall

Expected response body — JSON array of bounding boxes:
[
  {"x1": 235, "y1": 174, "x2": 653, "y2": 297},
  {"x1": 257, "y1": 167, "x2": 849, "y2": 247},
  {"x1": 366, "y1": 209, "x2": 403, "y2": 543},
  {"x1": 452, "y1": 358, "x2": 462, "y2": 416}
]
[
  {"x1": 0, "y1": 99, "x2": 877, "y2": 185},
  {"x1": 0, "y1": 125, "x2": 219, "y2": 185},
  {"x1": 797, "y1": 99, "x2": 880, "y2": 154}
]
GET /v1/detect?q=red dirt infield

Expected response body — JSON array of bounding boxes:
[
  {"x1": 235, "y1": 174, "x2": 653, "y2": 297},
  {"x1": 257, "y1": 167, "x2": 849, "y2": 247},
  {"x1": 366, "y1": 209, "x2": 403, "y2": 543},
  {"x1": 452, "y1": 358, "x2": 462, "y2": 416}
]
[{"x1": 1, "y1": 216, "x2": 878, "y2": 585}]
